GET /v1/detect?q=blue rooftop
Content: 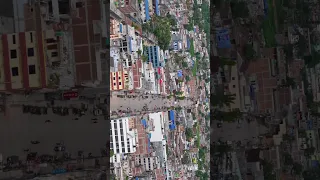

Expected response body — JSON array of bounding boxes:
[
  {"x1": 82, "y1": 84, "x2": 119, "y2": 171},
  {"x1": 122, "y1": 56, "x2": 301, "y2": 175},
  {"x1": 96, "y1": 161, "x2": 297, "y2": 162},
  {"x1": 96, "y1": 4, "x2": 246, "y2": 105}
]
[
  {"x1": 177, "y1": 70, "x2": 183, "y2": 77},
  {"x1": 129, "y1": 37, "x2": 132, "y2": 53},
  {"x1": 216, "y1": 28, "x2": 231, "y2": 49},
  {"x1": 145, "y1": 0, "x2": 150, "y2": 21},
  {"x1": 119, "y1": 24, "x2": 123, "y2": 33},
  {"x1": 169, "y1": 110, "x2": 176, "y2": 130},
  {"x1": 141, "y1": 119, "x2": 147, "y2": 128},
  {"x1": 187, "y1": 39, "x2": 190, "y2": 49},
  {"x1": 155, "y1": 0, "x2": 160, "y2": 15}
]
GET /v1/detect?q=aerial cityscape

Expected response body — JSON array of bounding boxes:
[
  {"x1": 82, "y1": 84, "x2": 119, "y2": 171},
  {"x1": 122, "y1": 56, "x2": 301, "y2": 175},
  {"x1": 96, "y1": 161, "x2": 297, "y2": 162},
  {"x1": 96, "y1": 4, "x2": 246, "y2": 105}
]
[
  {"x1": 110, "y1": 0, "x2": 210, "y2": 179},
  {"x1": 212, "y1": 0, "x2": 320, "y2": 180},
  {"x1": 0, "y1": 0, "x2": 210, "y2": 180}
]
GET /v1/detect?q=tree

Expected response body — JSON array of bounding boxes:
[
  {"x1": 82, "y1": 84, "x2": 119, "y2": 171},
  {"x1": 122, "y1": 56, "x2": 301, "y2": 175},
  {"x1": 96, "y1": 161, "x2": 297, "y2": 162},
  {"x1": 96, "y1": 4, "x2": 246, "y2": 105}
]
[
  {"x1": 262, "y1": 160, "x2": 276, "y2": 180},
  {"x1": 195, "y1": 170, "x2": 202, "y2": 177},
  {"x1": 177, "y1": 96, "x2": 185, "y2": 100},
  {"x1": 148, "y1": 16, "x2": 172, "y2": 50},
  {"x1": 142, "y1": 55, "x2": 148, "y2": 62},
  {"x1": 185, "y1": 128, "x2": 194, "y2": 140},
  {"x1": 295, "y1": 33, "x2": 307, "y2": 57},
  {"x1": 283, "y1": 153, "x2": 293, "y2": 165},
  {"x1": 166, "y1": 14, "x2": 177, "y2": 27},
  {"x1": 181, "y1": 153, "x2": 190, "y2": 164},
  {"x1": 182, "y1": 61, "x2": 188, "y2": 68},
  {"x1": 185, "y1": 75, "x2": 191, "y2": 82},
  {"x1": 283, "y1": 44, "x2": 294, "y2": 63},
  {"x1": 212, "y1": 89, "x2": 236, "y2": 107},
  {"x1": 282, "y1": 134, "x2": 294, "y2": 142},
  {"x1": 214, "y1": 144, "x2": 232, "y2": 154},
  {"x1": 304, "y1": 147, "x2": 315, "y2": 157},
  {"x1": 292, "y1": 162, "x2": 303, "y2": 175},
  {"x1": 230, "y1": 1, "x2": 249, "y2": 18},
  {"x1": 244, "y1": 44, "x2": 256, "y2": 61},
  {"x1": 110, "y1": 150, "x2": 114, "y2": 157},
  {"x1": 213, "y1": 109, "x2": 242, "y2": 122},
  {"x1": 303, "y1": 168, "x2": 320, "y2": 180},
  {"x1": 219, "y1": 57, "x2": 237, "y2": 67}
]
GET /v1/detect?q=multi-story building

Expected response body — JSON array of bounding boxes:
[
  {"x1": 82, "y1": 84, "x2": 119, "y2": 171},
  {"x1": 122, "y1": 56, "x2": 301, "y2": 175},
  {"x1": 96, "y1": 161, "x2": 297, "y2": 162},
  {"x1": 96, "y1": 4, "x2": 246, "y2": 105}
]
[
  {"x1": 110, "y1": 71, "x2": 129, "y2": 91},
  {"x1": 135, "y1": 155, "x2": 161, "y2": 171},
  {"x1": 13, "y1": 0, "x2": 109, "y2": 88},
  {"x1": 153, "y1": 0, "x2": 160, "y2": 16},
  {"x1": 110, "y1": 117, "x2": 137, "y2": 163},
  {"x1": 143, "y1": 62, "x2": 157, "y2": 93},
  {"x1": 0, "y1": 31, "x2": 47, "y2": 92},
  {"x1": 144, "y1": 46, "x2": 165, "y2": 68},
  {"x1": 119, "y1": 0, "x2": 139, "y2": 14},
  {"x1": 110, "y1": 18, "x2": 124, "y2": 39}
]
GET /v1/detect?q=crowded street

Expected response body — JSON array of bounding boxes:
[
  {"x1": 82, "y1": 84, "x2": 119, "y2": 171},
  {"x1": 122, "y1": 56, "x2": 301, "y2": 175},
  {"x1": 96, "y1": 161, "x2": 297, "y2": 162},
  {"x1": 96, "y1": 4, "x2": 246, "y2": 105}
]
[
  {"x1": 0, "y1": 93, "x2": 107, "y2": 162},
  {"x1": 110, "y1": 92, "x2": 195, "y2": 113}
]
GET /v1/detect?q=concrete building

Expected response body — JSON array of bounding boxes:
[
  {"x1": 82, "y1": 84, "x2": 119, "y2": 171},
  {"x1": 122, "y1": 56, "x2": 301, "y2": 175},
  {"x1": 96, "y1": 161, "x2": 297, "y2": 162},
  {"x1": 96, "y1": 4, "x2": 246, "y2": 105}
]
[
  {"x1": 110, "y1": 117, "x2": 137, "y2": 163},
  {"x1": 135, "y1": 155, "x2": 161, "y2": 171},
  {"x1": 143, "y1": 62, "x2": 157, "y2": 93},
  {"x1": 0, "y1": 31, "x2": 47, "y2": 92},
  {"x1": 110, "y1": 71, "x2": 129, "y2": 91},
  {"x1": 119, "y1": 0, "x2": 139, "y2": 14},
  {"x1": 144, "y1": 46, "x2": 165, "y2": 68},
  {"x1": 149, "y1": 112, "x2": 165, "y2": 143},
  {"x1": 110, "y1": 18, "x2": 124, "y2": 39}
]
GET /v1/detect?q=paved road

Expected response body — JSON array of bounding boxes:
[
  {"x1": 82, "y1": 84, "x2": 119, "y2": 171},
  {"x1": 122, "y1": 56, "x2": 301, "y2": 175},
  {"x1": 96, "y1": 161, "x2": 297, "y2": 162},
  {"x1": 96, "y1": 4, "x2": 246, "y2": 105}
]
[
  {"x1": 212, "y1": 120, "x2": 268, "y2": 143},
  {"x1": 0, "y1": 94, "x2": 107, "y2": 161},
  {"x1": 110, "y1": 95, "x2": 194, "y2": 112}
]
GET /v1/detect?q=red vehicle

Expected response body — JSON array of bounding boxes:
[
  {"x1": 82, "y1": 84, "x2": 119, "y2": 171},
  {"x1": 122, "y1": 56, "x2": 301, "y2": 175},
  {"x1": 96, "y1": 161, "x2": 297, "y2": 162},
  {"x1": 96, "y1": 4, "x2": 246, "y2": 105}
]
[{"x1": 62, "y1": 91, "x2": 78, "y2": 99}]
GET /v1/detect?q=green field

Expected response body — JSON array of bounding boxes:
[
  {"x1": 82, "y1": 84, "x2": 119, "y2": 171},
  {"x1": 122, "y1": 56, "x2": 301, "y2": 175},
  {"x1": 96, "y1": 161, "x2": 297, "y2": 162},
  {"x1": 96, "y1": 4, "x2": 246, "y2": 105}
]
[{"x1": 262, "y1": 0, "x2": 277, "y2": 47}]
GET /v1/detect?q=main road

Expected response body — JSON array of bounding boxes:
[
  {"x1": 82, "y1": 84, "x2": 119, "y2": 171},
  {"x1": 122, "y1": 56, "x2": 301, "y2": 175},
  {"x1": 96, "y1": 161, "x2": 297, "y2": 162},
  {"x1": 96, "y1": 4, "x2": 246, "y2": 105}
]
[
  {"x1": 0, "y1": 94, "x2": 107, "y2": 161},
  {"x1": 110, "y1": 94, "x2": 194, "y2": 112}
]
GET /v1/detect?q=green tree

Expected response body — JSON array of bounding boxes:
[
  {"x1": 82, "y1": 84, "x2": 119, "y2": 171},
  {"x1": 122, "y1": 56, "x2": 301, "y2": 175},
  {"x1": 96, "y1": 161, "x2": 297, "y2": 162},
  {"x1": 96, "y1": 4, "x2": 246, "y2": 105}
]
[
  {"x1": 304, "y1": 147, "x2": 315, "y2": 157},
  {"x1": 262, "y1": 160, "x2": 276, "y2": 180},
  {"x1": 244, "y1": 44, "x2": 256, "y2": 61},
  {"x1": 195, "y1": 170, "x2": 202, "y2": 177},
  {"x1": 212, "y1": 88, "x2": 236, "y2": 107},
  {"x1": 166, "y1": 14, "x2": 177, "y2": 27},
  {"x1": 303, "y1": 168, "x2": 320, "y2": 180},
  {"x1": 292, "y1": 162, "x2": 303, "y2": 175},
  {"x1": 182, "y1": 61, "x2": 188, "y2": 68},
  {"x1": 219, "y1": 57, "x2": 237, "y2": 67},
  {"x1": 282, "y1": 134, "x2": 294, "y2": 142},
  {"x1": 148, "y1": 16, "x2": 172, "y2": 50},
  {"x1": 283, "y1": 153, "x2": 293, "y2": 165},
  {"x1": 185, "y1": 75, "x2": 191, "y2": 82},
  {"x1": 230, "y1": 1, "x2": 249, "y2": 18},
  {"x1": 213, "y1": 109, "x2": 242, "y2": 122},
  {"x1": 142, "y1": 55, "x2": 148, "y2": 62},
  {"x1": 283, "y1": 44, "x2": 294, "y2": 63},
  {"x1": 110, "y1": 150, "x2": 114, "y2": 157},
  {"x1": 185, "y1": 128, "x2": 194, "y2": 140},
  {"x1": 181, "y1": 153, "x2": 190, "y2": 164},
  {"x1": 214, "y1": 144, "x2": 232, "y2": 154}
]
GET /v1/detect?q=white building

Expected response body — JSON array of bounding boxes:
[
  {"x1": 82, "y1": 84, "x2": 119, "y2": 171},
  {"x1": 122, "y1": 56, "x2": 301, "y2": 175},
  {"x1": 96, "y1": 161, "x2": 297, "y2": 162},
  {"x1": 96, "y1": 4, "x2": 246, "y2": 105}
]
[
  {"x1": 110, "y1": 47, "x2": 121, "y2": 72},
  {"x1": 143, "y1": 62, "x2": 157, "y2": 93},
  {"x1": 135, "y1": 155, "x2": 161, "y2": 171},
  {"x1": 110, "y1": 117, "x2": 137, "y2": 163},
  {"x1": 149, "y1": 112, "x2": 165, "y2": 142}
]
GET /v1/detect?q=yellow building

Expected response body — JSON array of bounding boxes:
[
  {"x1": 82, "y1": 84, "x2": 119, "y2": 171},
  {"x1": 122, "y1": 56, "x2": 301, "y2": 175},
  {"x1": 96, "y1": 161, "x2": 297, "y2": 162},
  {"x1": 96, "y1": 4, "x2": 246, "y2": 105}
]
[
  {"x1": 110, "y1": 71, "x2": 129, "y2": 91},
  {"x1": 0, "y1": 31, "x2": 46, "y2": 92}
]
